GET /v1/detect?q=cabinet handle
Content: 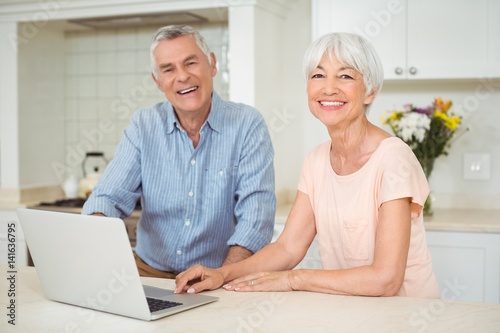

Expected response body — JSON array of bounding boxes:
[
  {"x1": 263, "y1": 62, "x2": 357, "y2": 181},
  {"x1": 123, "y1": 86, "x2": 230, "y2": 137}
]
[
  {"x1": 394, "y1": 67, "x2": 403, "y2": 75},
  {"x1": 409, "y1": 67, "x2": 417, "y2": 75}
]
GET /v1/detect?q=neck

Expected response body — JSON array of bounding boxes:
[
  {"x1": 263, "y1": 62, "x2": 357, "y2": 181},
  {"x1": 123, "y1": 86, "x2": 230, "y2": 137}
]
[
  {"x1": 175, "y1": 105, "x2": 211, "y2": 149},
  {"x1": 328, "y1": 117, "x2": 370, "y2": 157}
]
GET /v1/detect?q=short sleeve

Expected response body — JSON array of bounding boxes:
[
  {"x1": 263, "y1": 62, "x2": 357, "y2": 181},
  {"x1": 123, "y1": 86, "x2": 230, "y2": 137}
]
[
  {"x1": 378, "y1": 138, "x2": 430, "y2": 213},
  {"x1": 297, "y1": 142, "x2": 330, "y2": 197},
  {"x1": 297, "y1": 155, "x2": 310, "y2": 195}
]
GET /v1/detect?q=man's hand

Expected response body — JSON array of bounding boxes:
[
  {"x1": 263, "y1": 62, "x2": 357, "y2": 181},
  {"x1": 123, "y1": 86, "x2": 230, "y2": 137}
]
[
  {"x1": 92, "y1": 213, "x2": 106, "y2": 217},
  {"x1": 175, "y1": 264, "x2": 225, "y2": 294}
]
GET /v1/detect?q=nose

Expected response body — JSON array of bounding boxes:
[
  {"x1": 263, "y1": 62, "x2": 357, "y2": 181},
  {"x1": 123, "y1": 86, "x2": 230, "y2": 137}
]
[
  {"x1": 176, "y1": 66, "x2": 190, "y2": 82},
  {"x1": 322, "y1": 79, "x2": 338, "y2": 95}
]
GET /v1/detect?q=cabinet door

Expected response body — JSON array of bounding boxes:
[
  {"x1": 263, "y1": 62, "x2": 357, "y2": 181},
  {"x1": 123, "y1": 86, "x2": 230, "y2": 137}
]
[
  {"x1": 407, "y1": 0, "x2": 500, "y2": 79},
  {"x1": 313, "y1": 0, "x2": 500, "y2": 79},
  {"x1": 312, "y1": 0, "x2": 406, "y2": 79},
  {"x1": 426, "y1": 231, "x2": 500, "y2": 303}
]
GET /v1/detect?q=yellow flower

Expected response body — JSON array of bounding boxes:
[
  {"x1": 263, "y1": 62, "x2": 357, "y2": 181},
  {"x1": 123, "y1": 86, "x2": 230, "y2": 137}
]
[
  {"x1": 435, "y1": 110, "x2": 461, "y2": 130},
  {"x1": 380, "y1": 111, "x2": 400, "y2": 124}
]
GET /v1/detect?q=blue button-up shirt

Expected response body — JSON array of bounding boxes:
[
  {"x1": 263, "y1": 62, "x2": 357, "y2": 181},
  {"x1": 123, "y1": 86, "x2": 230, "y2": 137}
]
[{"x1": 82, "y1": 93, "x2": 276, "y2": 273}]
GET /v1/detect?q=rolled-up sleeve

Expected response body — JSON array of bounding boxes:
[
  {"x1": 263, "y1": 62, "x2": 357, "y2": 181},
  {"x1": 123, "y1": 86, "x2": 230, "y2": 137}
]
[
  {"x1": 227, "y1": 115, "x2": 276, "y2": 253},
  {"x1": 82, "y1": 114, "x2": 143, "y2": 218}
]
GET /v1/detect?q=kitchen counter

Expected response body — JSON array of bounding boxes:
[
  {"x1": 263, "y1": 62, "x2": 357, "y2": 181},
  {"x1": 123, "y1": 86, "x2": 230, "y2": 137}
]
[
  {"x1": 423, "y1": 209, "x2": 500, "y2": 233},
  {"x1": 276, "y1": 204, "x2": 500, "y2": 233},
  {"x1": 1, "y1": 266, "x2": 499, "y2": 332}
]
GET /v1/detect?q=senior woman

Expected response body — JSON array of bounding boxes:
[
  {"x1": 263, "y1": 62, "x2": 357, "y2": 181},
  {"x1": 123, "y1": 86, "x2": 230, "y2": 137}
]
[{"x1": 175, "y1": 32, "x2": 439, "y2": 298}]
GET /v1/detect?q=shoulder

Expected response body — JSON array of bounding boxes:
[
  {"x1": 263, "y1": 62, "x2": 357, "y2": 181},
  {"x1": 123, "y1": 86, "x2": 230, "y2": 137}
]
[
  {"x1": 209, "y1": 95, "x2": 268, "y2": 135},
  {"x1": 304, "y1": 141, "x2": 331, "y2": 164},
  {"x1": 376, "y1": 137, "x2": 415, "y2": 160},
  {"x1": 375, "y1": 137, "x2": 423, "y2": 177},
  {"x1": 132, "y1": 101, "x2": 170, "y2": 120}
]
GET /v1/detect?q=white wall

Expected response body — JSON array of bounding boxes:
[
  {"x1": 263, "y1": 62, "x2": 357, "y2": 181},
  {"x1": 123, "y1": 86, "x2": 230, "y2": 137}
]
[
  {"x1": 269, "y1": 0, "x2": 313, "y2": 196},
  {"x1": 0, "y1": 22, "x2": 19, "y2": 188},
  {"x1": 18, "y1": 24, "x2": 66, "y2": 188},
  {"x1": 370, "y1": 81, "x2": 500, "y2": 208}
]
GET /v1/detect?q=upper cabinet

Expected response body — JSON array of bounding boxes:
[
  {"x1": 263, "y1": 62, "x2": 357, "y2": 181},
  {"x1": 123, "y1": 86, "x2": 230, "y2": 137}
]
[{"x1": 312, "y1": 0, "x2": 500, "y2": 80}]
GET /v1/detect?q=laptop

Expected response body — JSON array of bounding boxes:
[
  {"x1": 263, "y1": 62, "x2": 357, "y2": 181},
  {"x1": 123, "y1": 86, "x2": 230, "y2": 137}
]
[{"x1": 16, "y1": 208, "x2": 218, "y2": 321}]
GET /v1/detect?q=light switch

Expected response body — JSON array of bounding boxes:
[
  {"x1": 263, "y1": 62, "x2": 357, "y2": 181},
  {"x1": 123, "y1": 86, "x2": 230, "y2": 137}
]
[{"x1": 463, "y1": 153, "x2": 491, "y2": 180}]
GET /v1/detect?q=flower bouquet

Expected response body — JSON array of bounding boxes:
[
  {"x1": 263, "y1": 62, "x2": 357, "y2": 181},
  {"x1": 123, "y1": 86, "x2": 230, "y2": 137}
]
[{"x1": 380, "y1": 98, "x2": 463, "y2": 215}]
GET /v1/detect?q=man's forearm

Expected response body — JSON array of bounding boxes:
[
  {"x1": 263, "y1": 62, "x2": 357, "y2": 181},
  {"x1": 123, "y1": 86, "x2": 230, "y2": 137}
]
[{"x1": 222, "y1": 245, "x2": 253, "y2": 266}]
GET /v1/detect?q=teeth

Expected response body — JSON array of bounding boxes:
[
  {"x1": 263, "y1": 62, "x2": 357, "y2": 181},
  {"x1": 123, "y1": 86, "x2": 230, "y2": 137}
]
[
  {"x1": 320, "y1": 101, "x2": 344, "y2": 106},
  {"x1": 179, "y1": 87, "x2": 197, "y2": 94}
]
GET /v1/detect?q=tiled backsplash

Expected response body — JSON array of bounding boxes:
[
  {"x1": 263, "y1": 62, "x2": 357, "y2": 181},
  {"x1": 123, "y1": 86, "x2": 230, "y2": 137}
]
[{"x1": 63, "y1": 23, "x2": 229, "y2": 173}]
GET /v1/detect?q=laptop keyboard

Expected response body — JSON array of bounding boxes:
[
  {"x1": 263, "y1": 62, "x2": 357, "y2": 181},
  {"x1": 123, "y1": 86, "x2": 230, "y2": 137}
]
[{"x1": 147, "y1": 297, "x2": 183, "y2": 313}]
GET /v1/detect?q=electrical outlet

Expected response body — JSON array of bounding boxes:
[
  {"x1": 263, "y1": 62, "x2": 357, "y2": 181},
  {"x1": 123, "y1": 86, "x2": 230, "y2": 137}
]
[{"x1": 463, "y1": 153, "x2": 491, "y2": 180}]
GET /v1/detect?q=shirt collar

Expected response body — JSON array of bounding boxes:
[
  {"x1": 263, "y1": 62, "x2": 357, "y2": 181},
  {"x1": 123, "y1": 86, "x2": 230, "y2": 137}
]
[{"x1": 165, "y1": 92, "x2": 223, "y2": 134}]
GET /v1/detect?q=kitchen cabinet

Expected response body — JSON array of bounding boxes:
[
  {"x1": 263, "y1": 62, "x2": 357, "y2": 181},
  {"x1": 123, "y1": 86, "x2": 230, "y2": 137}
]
[
  {"x1": 426, "y1": 230, "x2": 500, "y2": 303},
  {"x1": 312, "y1": 0, "x2": 500, "y2": 79}
]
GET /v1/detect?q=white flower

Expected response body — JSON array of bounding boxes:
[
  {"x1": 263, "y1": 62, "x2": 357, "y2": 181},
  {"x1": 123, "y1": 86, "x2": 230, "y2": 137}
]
[{"x1": 395, "y1": 112, "x2": 430, "y2": 143}]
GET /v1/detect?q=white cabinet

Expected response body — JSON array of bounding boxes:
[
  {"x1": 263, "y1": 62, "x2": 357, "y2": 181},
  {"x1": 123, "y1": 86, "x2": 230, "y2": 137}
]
[
  {"x1": 426, "y1": 230, "x2": 500, "y2": 303},
  {"x1": 0, "y1": 210, "x2": 29, "y2": 267},
  {"x1": 312, "y1": 0, "x2": 500, "y2": 79}
]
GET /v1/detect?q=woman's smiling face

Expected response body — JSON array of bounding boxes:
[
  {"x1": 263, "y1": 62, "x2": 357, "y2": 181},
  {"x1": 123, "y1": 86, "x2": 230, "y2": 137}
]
[{"x1": 307, "y1": 52, "x2": 375, "y2": 128}]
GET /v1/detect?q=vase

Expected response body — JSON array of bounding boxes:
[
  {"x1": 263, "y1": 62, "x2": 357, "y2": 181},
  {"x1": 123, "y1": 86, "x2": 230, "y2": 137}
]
[{"x1": 420, "y1": 157, "x2": 435, "y2": 216}]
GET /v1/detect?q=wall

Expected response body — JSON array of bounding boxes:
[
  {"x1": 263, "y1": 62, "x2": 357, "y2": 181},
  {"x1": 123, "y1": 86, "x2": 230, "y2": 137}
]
[
  {"x1": 370, "y1": 81, "x2": 500, "y2": 209},
  {"x1": 18, "y1": 24, "x2": 66, "y2": 188},
  {"x1": 274, "y1": 0, "x2": 312, "y2": 196},
  {"x1": 61, "y1": 23, "x2": 229, "y2": 180}
]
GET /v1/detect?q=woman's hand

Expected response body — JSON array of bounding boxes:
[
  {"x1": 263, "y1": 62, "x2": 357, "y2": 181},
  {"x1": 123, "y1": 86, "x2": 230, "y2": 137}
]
[
  {"x1": 175, "y1": 264, "x2": 225, "y2": 294},
  {"x1": 223, "y1": 271, "x2": 296, "y2": 292}
]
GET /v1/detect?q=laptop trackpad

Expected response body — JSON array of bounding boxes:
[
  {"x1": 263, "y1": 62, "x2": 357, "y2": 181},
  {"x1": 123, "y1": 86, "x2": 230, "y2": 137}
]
[{"x1": 143, "y1": 285, "x2": 174, "y2": 298}]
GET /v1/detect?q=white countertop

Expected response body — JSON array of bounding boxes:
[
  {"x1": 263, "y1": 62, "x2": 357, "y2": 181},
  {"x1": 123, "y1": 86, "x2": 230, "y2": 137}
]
[
  {"x1": 423, "y1": 209, "x2": 500, "y2": 233},
  {"x1": 2, "y1": 266, "x2": 499, "y2": 333},
  {"x1": 276, "y1": 204, "x2": 500, "y2": 233}
]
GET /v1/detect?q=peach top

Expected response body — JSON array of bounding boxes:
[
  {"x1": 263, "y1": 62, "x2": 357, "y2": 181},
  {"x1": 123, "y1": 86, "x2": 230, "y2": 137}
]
[{"x1": 298, "y1": 137, "x2": 439, "y2": 298}]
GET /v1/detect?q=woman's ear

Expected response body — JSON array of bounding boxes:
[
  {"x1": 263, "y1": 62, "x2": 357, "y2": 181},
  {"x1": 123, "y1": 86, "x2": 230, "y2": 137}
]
[{"x1": 364, "y1": 88, "x2": 378, "y2": 105}]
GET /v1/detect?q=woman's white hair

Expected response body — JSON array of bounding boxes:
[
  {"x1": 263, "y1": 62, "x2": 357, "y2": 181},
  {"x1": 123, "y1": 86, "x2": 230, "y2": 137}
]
[
  {"x1": 303, "y1": 32, "x2": 384, "y2": 109},
  {"x1": 150, "y1": 25, "x2": 212, "y2": 78}
]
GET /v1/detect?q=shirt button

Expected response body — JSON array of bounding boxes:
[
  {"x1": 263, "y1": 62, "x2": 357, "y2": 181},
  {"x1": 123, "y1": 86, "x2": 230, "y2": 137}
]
[
  {"x1": 191, "y1": 159, "x2": 196, "y2": 165},
  {"x1": 188, "y1": 191, "x2": 193, "y2": 197},
  {"x1": 176, "y1": 249, "x2": 182, "y2": 255},
  {"x1": 185, "y1": 220, "x2": 191, "y2": 226}
]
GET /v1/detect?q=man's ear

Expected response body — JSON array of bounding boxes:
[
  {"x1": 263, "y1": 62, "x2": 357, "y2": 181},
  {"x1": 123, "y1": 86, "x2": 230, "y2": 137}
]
[
  {"x1": 151, "y1": 72, "x2": 162, "y2": 90},
  {"x1": 210, "y1": 52, "x2": 217, "y2": 77}
]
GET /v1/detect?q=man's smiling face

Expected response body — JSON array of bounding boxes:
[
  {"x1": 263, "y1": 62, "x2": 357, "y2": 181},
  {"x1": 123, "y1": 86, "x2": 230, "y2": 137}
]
[{"x1": 152, "y1": 34, "x2": 217, "y2": 117}]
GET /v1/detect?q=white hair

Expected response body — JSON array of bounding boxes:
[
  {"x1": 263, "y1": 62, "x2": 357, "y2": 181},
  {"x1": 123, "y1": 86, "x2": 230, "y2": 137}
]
[
  {"x1": 303, "y1": 32, "x2": 384, "y2": 109},
  {"x1": 150, "y1": 25, "x2": 212, "y2": 78}
]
